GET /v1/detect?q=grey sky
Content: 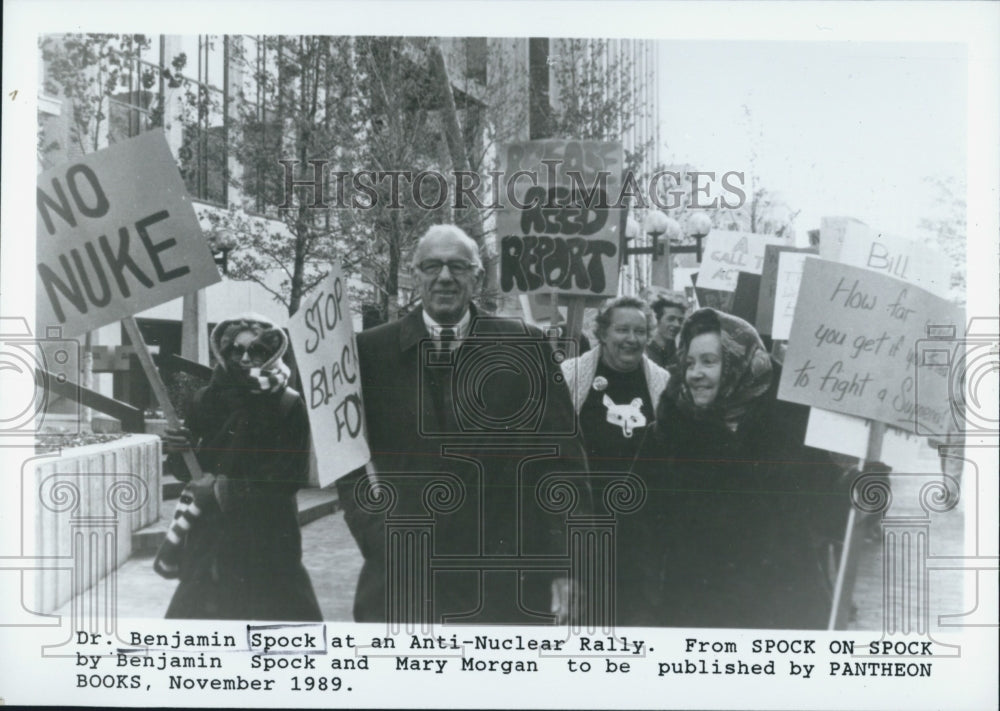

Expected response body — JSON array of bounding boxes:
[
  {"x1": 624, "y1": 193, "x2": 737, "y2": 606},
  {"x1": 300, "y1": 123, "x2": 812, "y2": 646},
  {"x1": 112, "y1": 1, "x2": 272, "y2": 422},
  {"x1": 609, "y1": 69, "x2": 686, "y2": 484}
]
[{"x1": 658, "y1": 40, "x2": 966, "y2": 239}]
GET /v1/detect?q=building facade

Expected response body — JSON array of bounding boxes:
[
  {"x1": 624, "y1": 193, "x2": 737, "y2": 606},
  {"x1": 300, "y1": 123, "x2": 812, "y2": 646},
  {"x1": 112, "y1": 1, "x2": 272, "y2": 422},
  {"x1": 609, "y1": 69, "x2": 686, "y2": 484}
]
[{"x1": 38, "y1": 33, "x2": 662, "y2": 413}]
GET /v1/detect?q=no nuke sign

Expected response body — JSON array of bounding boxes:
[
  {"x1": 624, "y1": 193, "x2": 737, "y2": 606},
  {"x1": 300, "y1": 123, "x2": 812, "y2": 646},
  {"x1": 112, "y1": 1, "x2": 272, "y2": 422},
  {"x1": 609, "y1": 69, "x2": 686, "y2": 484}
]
[{"x1": 36, "y1": 130, "x2": 221, "y2": 338}]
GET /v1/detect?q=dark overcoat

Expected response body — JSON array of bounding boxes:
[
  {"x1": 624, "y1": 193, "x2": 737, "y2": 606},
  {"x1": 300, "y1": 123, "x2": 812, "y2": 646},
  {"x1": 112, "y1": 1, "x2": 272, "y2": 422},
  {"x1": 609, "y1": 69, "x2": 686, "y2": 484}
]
[
  {"x1": 165, "y1": 371, "x2": 322, "y2": 621},
  {"x1": 337, "y1": 306, "x2": 590, "y2": 624},
  {"x1": 618, "y1": 365, "x2": 848, "y2": 629}
]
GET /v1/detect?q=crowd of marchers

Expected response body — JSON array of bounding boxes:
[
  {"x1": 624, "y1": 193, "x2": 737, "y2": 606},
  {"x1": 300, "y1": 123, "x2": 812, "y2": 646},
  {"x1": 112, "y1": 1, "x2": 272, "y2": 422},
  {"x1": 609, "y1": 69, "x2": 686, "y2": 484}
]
[{"x1": 156, "y1": 223, "x2": 870, "y2": 629}]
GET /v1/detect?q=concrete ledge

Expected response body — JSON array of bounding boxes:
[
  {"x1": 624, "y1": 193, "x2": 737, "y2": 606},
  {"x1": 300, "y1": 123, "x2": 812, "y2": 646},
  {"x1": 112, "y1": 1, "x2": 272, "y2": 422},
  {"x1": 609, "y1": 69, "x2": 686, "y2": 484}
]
[{"x1": 30, "y1": 434, "x2": 162, "y2": 614}]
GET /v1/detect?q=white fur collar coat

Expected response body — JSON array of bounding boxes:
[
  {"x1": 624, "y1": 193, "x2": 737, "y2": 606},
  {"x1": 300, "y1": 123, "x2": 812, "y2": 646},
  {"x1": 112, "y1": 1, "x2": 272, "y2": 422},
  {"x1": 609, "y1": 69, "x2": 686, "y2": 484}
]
[{"x1": 560, "y1": 346, "x2": 671, "y2": 414}]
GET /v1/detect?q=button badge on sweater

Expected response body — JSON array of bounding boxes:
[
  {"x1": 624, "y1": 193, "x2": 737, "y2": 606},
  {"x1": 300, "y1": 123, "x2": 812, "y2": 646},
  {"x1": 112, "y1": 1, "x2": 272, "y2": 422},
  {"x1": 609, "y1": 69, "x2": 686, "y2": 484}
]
[{"x1": 602, "y1": 395, "x2": 646, "y2": 438}]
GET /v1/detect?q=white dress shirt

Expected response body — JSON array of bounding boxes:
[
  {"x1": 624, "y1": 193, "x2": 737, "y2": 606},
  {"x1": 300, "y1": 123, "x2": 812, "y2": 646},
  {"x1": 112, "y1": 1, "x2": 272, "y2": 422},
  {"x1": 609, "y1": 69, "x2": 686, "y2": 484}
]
[{"x1": 422, "y1": 309, "x2": 471, "y2": 350}]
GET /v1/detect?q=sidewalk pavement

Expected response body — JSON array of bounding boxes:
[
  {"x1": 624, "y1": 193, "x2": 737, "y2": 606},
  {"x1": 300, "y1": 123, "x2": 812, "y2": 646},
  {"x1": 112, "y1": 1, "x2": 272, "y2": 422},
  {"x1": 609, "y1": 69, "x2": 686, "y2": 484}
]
[
  {"x1": 58, "y1": 472, "x2": 966, "y2": 629},
  {"x1": 56, "y1": 507, "x2": 364, "y2": 622}
]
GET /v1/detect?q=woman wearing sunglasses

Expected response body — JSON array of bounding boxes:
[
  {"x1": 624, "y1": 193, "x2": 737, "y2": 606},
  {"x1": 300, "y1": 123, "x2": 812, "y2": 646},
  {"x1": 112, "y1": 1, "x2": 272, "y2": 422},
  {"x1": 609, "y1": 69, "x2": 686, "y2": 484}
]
[{"x1": 157, "y1": 312, "x2": 322, "y2": 621}]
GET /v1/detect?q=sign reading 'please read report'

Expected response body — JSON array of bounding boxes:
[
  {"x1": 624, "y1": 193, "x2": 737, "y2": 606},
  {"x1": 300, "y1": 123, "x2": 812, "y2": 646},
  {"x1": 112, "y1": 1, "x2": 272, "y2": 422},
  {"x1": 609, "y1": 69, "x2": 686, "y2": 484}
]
[{"x1": 497, "y1": 140, "x2": 624, "y2": 298}]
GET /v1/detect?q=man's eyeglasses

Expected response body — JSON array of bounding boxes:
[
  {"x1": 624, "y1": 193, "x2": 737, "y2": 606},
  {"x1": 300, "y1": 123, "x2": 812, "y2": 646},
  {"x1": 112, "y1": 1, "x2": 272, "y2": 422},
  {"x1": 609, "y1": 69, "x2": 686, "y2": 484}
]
[{"x1": 417, "y1": 259, "x2": 476, "y2": 277}]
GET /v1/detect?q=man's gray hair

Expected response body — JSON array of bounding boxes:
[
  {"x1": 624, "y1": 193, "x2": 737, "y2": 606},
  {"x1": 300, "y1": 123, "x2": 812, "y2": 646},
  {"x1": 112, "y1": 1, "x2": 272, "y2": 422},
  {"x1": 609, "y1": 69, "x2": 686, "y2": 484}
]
[{"x1": 411, "y1": 224, "x2": 484, "y2": 272}]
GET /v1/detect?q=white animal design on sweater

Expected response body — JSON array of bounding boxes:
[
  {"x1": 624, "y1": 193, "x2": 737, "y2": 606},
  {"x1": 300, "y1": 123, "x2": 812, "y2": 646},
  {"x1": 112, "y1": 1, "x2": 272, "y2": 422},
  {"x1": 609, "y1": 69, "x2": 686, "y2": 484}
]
[{"x1": 602, "y1": 395, "x2": 647, "y2": 438}]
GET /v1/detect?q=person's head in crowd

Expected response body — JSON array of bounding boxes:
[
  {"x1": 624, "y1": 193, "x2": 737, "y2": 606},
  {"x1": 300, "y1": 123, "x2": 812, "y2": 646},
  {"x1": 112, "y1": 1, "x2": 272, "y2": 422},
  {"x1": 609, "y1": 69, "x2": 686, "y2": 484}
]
[
  {"x1": 594, "y1": 295, "x2": 655, "y2": 372},
  {"x1": 210, "y1": 314, "x2": 290, "y2": 393},
  {"x1": 412, "y1": 225, "x2": 484, "y2": 325},
  {"x1": 651, "y1": 297, "x2": 686, "y2": 344},
  {"x1": 671, "y1": 307, "x2": 771, "y2": 428}
]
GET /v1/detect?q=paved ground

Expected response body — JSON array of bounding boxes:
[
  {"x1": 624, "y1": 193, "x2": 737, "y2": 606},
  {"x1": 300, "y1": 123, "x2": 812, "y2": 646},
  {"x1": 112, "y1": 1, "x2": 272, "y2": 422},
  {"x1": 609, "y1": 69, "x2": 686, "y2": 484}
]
[
  {"x1": 58, "y1": 474, "x2": 966, "y2": 630},
  {"x1": 847, "y1": 472, "x2": 966, "y2": 633},
  {"x1": 56, "y1": 507, "x2": 363, "y2": 622}
]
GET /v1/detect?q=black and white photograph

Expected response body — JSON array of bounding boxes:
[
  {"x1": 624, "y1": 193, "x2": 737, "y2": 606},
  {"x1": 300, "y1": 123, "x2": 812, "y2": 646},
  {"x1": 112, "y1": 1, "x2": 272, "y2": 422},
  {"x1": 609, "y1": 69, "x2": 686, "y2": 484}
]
[{"x1": 1, "y1": 1, "x2": 997, "y2": 708}]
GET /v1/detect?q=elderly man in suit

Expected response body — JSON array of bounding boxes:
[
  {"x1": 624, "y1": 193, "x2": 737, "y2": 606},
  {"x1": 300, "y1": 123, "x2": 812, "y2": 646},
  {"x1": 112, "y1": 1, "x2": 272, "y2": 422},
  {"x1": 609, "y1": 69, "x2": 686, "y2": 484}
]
[{"x1": 336, "y1": 225, "x2": 589, "y2": 625}]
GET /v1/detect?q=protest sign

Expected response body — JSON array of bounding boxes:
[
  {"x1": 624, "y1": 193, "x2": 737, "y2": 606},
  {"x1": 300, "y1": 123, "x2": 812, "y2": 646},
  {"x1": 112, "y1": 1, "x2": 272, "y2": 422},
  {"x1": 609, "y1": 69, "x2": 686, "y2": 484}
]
[
  {"x1": 837, "y1": 221, "x2": 950, "y2": 298},
  {"x1": 805, "y1": 407, "x2": 870, "y2": 459},
  {"x1": 777, "y1": 259, "x2": 963, "y2": 433},
  {"x1": 690, "y1": 272, "x2": 734, "y2": 312},
  {"x1": 730, "y1": 271, "x2": 761, "y2": 325},
  {"x1": 289, "y1": 263, "x2": 371, "y2": 486},
  {"x1": 497, "y1": 140, "x2": 624, "y2": 298},
  {"x1": 673, "y1": 266, "x2": 699, "y2": 292},
  {"x1": 818, "y1": 215, "x2": 866, "y2": 261},
  {"x1": 756, "y1": 245, "x2": 817, "y2": 336},
  {"x1": 36, "y1": 130, "x2": 221, "y2": 338},
  {"x1": 695, "y1": 230, "x2": 784, "y2": 291},
  {"x1": 805, "y1": 408, "x2": 941, "y2": 471},
  {"x1": 771, "y1": 251, "x2": 815, "y2": 340}
]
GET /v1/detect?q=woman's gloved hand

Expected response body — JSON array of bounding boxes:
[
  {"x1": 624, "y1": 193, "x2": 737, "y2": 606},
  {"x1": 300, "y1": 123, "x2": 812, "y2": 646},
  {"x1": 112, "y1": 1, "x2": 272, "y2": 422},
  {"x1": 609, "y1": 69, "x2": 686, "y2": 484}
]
[
  {"x1": 184, "y1": 473, "x2": 219, "y2": 511},
  {"x1": 162, "y1": 427, "x2": 195, "y2": 455}
]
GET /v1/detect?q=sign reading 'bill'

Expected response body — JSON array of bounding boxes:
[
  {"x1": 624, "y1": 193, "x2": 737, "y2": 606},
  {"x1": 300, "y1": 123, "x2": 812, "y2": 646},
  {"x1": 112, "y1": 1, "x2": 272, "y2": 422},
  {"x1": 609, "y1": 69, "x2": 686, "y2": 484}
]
[
  {"x1": 289, "y1": 262, "x2": 371, "y2": 486},
  {"x1": 36, "y1": 130, "x2": 221, "y2": 338},
  {"x1": 497, "y1": 140, "x2": 624, "y2": 298},
  {"x1": 777, "y1": 259, "x2": 964, "y2": 433}
]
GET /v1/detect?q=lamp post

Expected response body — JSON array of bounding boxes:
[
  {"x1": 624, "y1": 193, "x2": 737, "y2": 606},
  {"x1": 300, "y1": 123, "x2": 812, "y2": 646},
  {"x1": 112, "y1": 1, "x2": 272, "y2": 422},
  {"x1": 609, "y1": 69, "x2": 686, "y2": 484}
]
[
  {"x1": 622, "y1": 209, "x2": 679, "y2": 289},
  {"x1": 686, "y1": 212, "x2": 712, "y2": 260},
  {"x1": 209, "y1": 228, "x2": 238, "y2": 276}
]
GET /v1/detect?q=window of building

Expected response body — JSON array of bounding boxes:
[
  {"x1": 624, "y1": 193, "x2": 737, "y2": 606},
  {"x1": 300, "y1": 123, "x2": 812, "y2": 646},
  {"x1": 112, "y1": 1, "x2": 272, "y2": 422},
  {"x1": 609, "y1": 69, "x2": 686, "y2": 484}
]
[
  {"x1": 106, "y1": 35, "x2": 165, "y2": 145},
  {"x1": 238, "y1": 35, "x2": 285, "y2": 216},
  {"x1": 464, "y1": 37, "x2": 487, "y2": 84},
  {"x1": 175, "y1": 35, "x2": 229, "y2": 206}
]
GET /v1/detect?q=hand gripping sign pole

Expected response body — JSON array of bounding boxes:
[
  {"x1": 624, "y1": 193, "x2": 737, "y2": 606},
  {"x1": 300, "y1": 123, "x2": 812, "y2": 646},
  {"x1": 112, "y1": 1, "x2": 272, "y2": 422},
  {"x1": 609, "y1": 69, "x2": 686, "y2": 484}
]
[{"x1": 121, "y1": 316, "x2": 203, "y2": 480}]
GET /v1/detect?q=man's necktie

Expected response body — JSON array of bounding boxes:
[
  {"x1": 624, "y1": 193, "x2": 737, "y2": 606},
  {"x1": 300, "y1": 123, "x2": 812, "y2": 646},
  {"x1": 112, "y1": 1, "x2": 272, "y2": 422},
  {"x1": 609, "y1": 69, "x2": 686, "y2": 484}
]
[{"x1": 438, "y1": 327, "x2": 456, "y2": 352}]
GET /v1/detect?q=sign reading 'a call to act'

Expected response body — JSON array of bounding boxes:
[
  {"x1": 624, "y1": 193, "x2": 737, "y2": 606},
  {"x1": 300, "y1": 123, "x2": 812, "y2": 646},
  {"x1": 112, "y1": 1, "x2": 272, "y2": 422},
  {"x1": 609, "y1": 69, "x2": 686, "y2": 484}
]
[{"x1": 36, "y1": 130, "x2": 220, "y2": 338}]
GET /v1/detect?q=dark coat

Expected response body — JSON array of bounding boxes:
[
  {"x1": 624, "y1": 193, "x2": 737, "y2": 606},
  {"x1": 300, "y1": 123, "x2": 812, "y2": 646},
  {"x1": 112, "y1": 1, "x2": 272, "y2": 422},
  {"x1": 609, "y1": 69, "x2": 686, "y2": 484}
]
[
  {"x1": 337, "y1": 306, "x2": 589, "y2": 624},
  {"x1": 646, "y1": 337, "x2": 677, "y2": 370},
  {"x1": 165, "y1": 370, "x2": 321, "y2": 621},
  {"x1": 618, "y1": 365, "x2": 847, "y2": 629}
]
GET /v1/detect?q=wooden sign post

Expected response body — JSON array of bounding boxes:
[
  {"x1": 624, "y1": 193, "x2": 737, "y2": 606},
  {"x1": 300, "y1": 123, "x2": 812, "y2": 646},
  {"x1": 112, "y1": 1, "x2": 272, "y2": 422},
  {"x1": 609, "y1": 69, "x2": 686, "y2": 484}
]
[
  {"x1": 828, "y1": 421, "x2": 886, "y2": 629},
  {"x1": 122, "y1": 317, "x2": 203, "y2": 480}
]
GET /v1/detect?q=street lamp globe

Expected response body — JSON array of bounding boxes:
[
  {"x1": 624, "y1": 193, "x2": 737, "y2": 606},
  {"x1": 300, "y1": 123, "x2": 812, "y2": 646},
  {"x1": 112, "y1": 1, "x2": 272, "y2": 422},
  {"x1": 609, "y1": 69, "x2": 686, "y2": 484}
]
[
  {"x1": 643, "y1": 209, "x2": 670, "y2": 236},
  {"x1": 687, "y1": 212, "x2": 712, "y2": 237},
  {"x1": 625, "y1": 214, "x2": 641, "y2": 240},
  {"x1": 662, "y1": 216, "x2": 682, "y2": 242}
]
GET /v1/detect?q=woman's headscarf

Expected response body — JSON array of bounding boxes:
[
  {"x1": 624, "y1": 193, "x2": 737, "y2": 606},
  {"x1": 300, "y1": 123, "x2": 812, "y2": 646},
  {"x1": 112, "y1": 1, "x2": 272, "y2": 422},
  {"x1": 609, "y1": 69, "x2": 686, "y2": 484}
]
[
  {"x1": 208, "y1": 312, "x2": 291, "y2": 394},
  {"x1": 666, "y1": 308, "x2": 772, "y2": 430}
]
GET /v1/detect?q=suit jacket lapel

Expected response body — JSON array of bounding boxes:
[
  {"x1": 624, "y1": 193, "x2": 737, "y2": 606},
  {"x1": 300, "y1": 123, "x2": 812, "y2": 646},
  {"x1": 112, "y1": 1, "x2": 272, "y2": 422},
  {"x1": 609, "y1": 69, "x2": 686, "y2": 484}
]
[{"x1": 399, "y1": 307, "x2": 429, "y2": 353}]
